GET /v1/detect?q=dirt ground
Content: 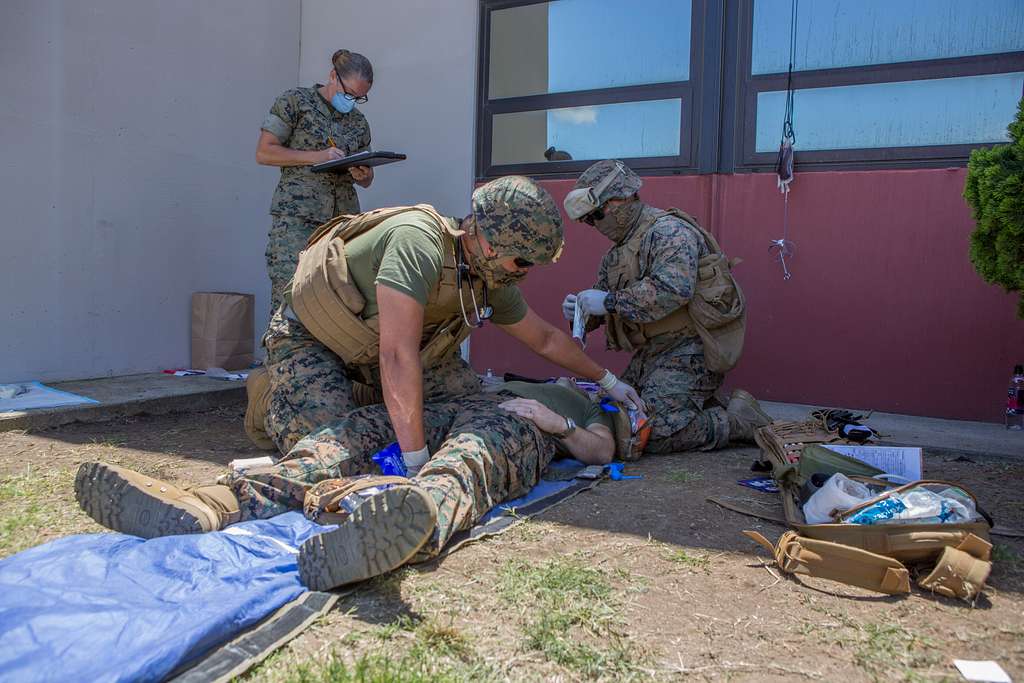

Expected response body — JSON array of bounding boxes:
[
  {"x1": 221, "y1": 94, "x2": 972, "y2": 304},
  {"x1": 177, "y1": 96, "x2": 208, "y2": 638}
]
[{"x1": 1, "y1": 402, "x2": 1022, "y2": 682}]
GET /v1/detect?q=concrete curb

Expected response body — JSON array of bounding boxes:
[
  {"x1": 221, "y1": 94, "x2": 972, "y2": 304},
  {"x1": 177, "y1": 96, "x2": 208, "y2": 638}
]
[{"x1": 0, "y1": 373, "x2": 246, "y2": 432}]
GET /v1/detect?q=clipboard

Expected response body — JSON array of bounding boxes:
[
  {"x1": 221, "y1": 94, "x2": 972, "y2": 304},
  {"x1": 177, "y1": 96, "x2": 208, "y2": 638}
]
[{"x1": 311, "y1": 150, "x2": 406, "y2": 173}]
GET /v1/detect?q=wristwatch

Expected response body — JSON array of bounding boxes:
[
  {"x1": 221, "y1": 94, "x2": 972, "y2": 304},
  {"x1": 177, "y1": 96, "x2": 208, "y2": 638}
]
[{"x1": 551, "y1": 416, "x2": 577, "y2": 439}]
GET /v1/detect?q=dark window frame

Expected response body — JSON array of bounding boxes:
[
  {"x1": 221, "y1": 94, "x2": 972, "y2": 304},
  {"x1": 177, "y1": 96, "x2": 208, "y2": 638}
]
[
  {"x1": 727, "y1": 0, "x2": 1024, "y2": 173},
  {"x1": 475, "y1": 0, "x2": 716, "y2": 180},
  {"x1": 477, "y1": 0, "x2": 1024, "y2": 177}
]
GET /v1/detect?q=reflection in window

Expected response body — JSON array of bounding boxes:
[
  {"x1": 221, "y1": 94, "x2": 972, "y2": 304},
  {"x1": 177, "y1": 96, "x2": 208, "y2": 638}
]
[
  {"x1": 492, "y1": 99, "x2": 682, "y2": 165},
  {"x1": 488, "y1": 0, "x2": 690, "y2": 99},
  {"x1": 755, "y1": 72, "x2": 1024, "y2": 152},
  {"x1": 752, "y1": 0, "x2": 1024, "y2": 75}
]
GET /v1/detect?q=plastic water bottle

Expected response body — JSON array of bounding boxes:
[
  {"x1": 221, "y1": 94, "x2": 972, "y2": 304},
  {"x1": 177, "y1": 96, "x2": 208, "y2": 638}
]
[{"x1": 1007, "y1": 364, "x2": 1024, "y2": 431}]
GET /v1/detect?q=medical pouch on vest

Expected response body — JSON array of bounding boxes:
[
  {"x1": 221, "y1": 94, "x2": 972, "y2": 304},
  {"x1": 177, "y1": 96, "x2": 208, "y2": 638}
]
[
  {"x1": 604, "y1": 209, "x2": 746, "y2": 373},
  {"x1": 751, "y1": 423, "x2": 993, "y2": 598},
  {"x1": 291, "y1": 205, "x2": 474, "y2": 372}
]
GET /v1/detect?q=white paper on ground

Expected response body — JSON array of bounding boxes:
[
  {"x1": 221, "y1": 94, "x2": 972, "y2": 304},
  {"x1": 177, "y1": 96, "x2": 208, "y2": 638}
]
[
  {"x1": 0, "y1": 382, "x2": 99, "y2": 413},
  {"x1": 822, "y1": 444, "x2": 923, "y2": 481},
  {"x1": 953, "y1": 659, "x2": 1012, "y2": 683}
]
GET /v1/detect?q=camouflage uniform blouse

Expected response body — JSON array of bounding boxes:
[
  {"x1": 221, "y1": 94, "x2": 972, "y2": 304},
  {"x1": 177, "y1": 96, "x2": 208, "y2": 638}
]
[{"x1": 261, "y1": 85, "x2": 372, "y2": 223}]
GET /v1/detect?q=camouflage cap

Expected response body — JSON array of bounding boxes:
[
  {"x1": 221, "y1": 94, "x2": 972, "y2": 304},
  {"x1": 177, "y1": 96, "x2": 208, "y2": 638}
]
[
  {"x1": 574, "y1": 159, "x2": 643, "y2": 204},
  {"x1": 470, "y1": 176, "x2": 564, "y2": 264}
]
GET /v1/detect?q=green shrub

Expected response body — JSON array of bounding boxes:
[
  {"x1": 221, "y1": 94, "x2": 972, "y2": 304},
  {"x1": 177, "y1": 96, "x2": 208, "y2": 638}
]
[{"x1": 963, "y1": 98, "x2": 1024, "y2": 318}]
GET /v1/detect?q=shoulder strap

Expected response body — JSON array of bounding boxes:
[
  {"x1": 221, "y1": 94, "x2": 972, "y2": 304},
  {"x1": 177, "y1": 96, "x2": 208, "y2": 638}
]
[{"x1": 657, "y1": 208, "x2": 724, "y2": 256}]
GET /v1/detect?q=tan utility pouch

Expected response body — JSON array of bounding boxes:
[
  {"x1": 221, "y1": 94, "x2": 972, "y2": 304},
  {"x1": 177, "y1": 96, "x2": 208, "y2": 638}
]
[
  {"x1": 303, "y1": 475, "x2": 412, "y2": 525},
  {"x1": 291, "y1": 205, "x2": 462, "y2": 368},
  {"x1": 744, "y1": 529, "x2": 911, "y2": 595},
  {"x1": 243, "y1": 366, "x2": 276, "y2": 450}
]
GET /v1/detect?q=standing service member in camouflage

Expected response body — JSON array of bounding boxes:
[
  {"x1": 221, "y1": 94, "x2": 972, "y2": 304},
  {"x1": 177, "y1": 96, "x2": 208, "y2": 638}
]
[
  {"x1": 259, "y1": 176, "x2": 644, "y2": 473},
  {"x1": 74, "y1": 381, "x2": 615, "y2": 589},
  {"x1": 256, "y1": 49, "x2": 375, "y2": 310},
  {"x1": 562, "y1": 160, "x2": 769, "y2": 454}
]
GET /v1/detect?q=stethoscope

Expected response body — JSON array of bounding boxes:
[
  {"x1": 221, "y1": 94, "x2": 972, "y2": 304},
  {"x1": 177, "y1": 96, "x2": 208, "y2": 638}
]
[{"x1": 454, "y1": 239, "x2": 493, "y2": 328}]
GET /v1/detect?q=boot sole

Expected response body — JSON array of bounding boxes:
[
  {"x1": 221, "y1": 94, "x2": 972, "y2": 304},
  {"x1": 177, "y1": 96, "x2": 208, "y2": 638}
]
[
  {"x1": 731, "y1": 389, "x2": 773, "y2": 425},
  {"x1": 74, "y1": 462, "x2": 205, "y2": 539},
  {"x1": 298, "y1": 486, "x2": 434, "y2": 591}
]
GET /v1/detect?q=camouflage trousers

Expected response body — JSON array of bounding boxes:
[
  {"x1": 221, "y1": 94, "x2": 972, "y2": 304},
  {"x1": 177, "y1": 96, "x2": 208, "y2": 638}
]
[
  {"x1": 220, "y1": 394, "x2": 553, "y2": 558},
  {"x1": 263, "y1": 306, "x2": 481, "y2": 453},
  {"x1": 623, "y1": 337, "x2": 729, "y2": 454},
  {"x1": 266, "y1": 214, "x2": 320, "y2": 312}
]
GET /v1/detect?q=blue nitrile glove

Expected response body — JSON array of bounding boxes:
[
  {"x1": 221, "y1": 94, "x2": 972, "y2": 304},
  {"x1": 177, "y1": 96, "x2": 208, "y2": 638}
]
[
  {"x1": 605, "y1": 463, "x2": 642, "y2": 480},
  {"x1": 372, "y1": 442, "x2": 407, "y2": 478}
]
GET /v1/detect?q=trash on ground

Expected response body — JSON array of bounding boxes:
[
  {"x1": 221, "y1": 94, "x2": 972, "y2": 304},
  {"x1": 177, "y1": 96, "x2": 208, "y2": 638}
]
[
  {"x1": 953, "y1": 658, "x2": 1012, "y2": 683},
  {"x1": 737, "y1": 477, "x2": 779, "y2": 493}
]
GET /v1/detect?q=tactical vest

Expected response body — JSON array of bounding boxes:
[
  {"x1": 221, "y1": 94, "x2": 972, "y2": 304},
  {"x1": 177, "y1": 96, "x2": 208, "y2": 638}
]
[
  {"x1": 291, "y1": 205, "x2": 478, "y2": 380},
  {"x1": 603, "y1": 207, "x2": 747, "y2": 374}
]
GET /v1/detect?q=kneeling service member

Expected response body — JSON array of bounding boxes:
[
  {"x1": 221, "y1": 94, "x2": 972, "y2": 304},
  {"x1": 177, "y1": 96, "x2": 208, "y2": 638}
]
[
  {"x1": 75, "y1": 381, "x2": 614, "y2": 590},
  {"x1": 260, "y1": 175, "x2": 644, "y2": 474},
  {"x1": 561, "y1": 160, "x2": 769, "y2": 454}
]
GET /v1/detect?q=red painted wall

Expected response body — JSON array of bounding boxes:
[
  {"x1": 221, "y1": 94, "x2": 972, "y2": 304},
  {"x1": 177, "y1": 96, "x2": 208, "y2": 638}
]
[{"x1": 470, "y1": 169, "x2": 1024, "y2": 423}]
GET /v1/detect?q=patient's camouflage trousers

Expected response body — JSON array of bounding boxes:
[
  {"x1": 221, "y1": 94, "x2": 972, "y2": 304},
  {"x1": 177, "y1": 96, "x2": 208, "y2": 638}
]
[
  {"x1": 623, "y1": 337, "x2": 730, "y2": 454},
  {"x1": 219, "y1": 394, "x2": 553, "y2": 557},
  {"x1": 262, "y1": 307, "x2": 480, "y2": 453}
]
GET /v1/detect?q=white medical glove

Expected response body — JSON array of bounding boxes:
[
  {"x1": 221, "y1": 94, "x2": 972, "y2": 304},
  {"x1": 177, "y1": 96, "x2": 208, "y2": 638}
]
[
  {"x1": 577, "y1": 289, "x2": 609, "y2": 316},
  {"x1": 561, "y1": 293, "x2": 578, "y2": 321},
  {"x1": 598, "y1": 370, "x2": 647, "y2": 412}
]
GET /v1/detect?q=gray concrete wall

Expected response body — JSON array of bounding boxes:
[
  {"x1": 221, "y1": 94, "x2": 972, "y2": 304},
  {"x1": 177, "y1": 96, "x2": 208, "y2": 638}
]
[
  {"x1": 298, "y1": 0, "x2": 479, "y2": 217},
  {"x1": 0, "y1": 0, "x2": 299, "y2": 382}
]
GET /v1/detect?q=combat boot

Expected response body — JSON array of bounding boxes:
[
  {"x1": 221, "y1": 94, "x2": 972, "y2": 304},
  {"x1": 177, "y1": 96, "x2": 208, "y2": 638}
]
[
  {"x1": 298, "y1": 476, "x2": 437, "y2": 591},
  {"x1": 727, "y1": 388, "x2": 772, "y2": 443},
  {"x1": 75, "y1": 462, "x2": 240, "y2": 538}
]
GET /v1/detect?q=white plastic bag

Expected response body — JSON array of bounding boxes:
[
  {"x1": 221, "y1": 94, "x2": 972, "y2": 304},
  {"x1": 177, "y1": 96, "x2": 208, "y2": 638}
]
[{"x1": 803, "y1": 473, "x2": 873, "y2": 524}]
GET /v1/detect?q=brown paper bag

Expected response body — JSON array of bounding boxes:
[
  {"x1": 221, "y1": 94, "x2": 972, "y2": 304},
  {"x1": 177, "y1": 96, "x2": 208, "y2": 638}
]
[{"x1": 191, "y1": 292, "x2": 254, "y2": 371}]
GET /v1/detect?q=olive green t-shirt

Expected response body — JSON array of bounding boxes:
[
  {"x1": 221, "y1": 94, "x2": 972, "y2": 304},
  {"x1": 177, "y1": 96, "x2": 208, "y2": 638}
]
[
  {"x1": 344, "y1": 212, "x2": 527, "y2": 325},
  {"x1": 501, "y1": 381, "x2": 613, "y2": 431}
]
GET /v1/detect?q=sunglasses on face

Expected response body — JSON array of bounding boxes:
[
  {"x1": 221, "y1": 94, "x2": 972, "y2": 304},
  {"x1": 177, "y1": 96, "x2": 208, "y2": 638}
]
[{"x1": 581, "y1": 208, "x2": 605, "y2": 226}]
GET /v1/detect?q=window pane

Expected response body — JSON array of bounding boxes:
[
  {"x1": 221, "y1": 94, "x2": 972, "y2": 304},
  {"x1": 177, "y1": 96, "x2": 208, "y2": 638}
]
[
  {"x1": 488, "y1": 0, "x2": 691, "y2": 99},
  {"x1": 755, "y1": 72, "x2": 1024, "y2": 152},
  {"x1": 491, "y1": 99, "x2": 682, "y2": 165},
  {"x1": 752, "y1": 0, "x2": 1024, "y2": 75}
]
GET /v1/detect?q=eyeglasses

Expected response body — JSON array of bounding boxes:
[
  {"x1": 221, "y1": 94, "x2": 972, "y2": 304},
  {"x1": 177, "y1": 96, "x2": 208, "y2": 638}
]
[
  {"x1": 513, "y1": 257, "x2": 533, "y2": 268},
  {"x1": 335, "y1": 68, "x2": 369, "y2": 104},
  {"x1": 581, "y1": 208, "x2": 605, "y2": 226}
]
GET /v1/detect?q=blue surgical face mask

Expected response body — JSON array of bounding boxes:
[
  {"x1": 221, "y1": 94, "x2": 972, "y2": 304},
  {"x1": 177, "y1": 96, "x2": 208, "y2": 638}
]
[{"x1": 331, "y1": 92, "x2": 355, "y2": 114}]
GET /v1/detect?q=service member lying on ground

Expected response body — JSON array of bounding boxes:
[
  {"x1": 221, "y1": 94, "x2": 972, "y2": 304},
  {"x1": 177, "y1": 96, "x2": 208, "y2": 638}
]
[{"x1": 75, "y1": 382, "x2": 613, "y2": 591}]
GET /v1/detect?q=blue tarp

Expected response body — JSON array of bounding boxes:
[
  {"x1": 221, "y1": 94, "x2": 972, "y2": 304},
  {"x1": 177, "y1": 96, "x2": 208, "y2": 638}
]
[
  {"x1": 0, "y1": 462, "x2": 585, "y2": 682},
  {"x1": 0, "y1": 512, "x2": 331, "y2": 683}
]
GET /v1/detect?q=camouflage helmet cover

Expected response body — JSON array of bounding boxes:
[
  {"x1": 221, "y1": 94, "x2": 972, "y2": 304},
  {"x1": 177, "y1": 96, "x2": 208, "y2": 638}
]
[
  {"x1": 470, "y1": 176, "x2": 564, "y2": 264},
  {"x1": 568, "y1": 159, "x2": 643, "y2": 217}
]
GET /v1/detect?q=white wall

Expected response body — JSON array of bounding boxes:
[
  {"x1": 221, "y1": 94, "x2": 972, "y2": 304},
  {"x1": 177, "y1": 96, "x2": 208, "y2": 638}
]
[
  {"x1": 0, "y1": 0, "x2": 299, "y2": 382},
  {"x1": 298, "y1": 0, "x2": 479, "y2": 217}
]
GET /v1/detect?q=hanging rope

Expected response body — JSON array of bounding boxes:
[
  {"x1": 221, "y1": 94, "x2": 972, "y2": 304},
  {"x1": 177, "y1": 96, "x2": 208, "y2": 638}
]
[{"x1": 770, "y1": 0, "x2": 798, "y2": 281}]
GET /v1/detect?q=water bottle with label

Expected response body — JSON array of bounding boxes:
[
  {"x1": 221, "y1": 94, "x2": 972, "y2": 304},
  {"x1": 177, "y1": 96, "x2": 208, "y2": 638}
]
[{"x1": 1007, "y1": 364, "x2": 1024, "y2": 431}]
